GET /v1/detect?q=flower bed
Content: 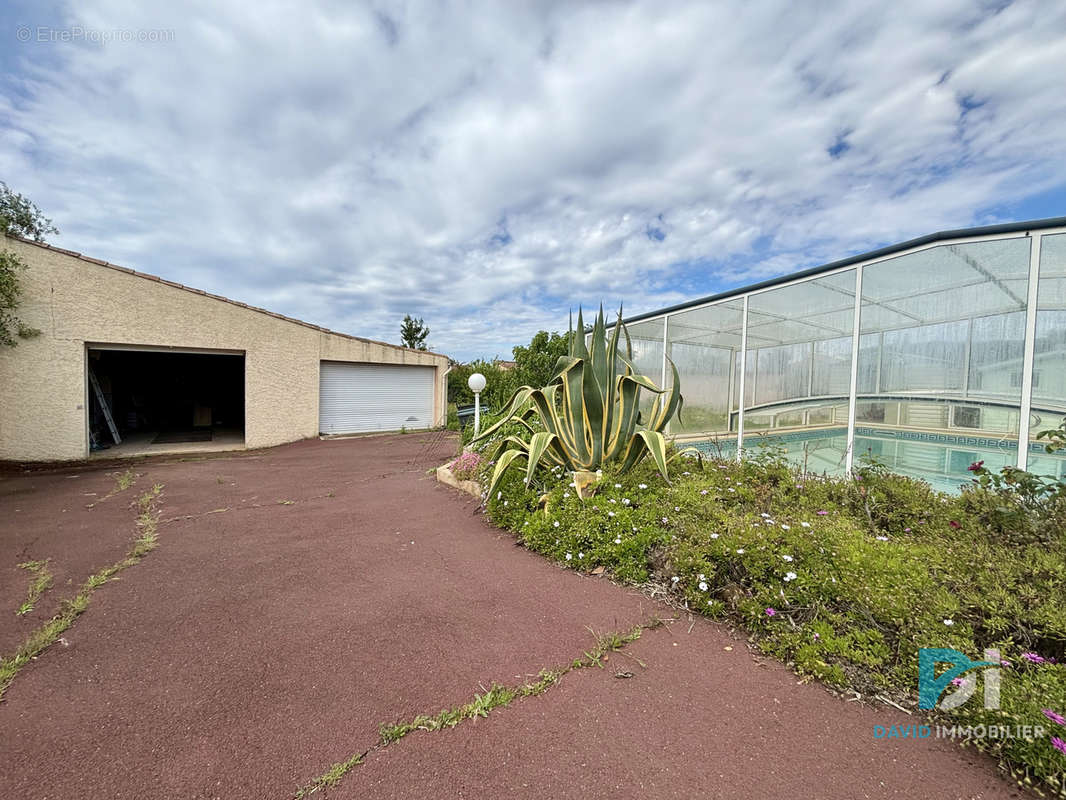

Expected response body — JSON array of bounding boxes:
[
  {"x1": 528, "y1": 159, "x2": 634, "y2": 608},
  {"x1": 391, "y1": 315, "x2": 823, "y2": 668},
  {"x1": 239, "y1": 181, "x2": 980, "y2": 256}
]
[{"x1": 473, "y1": 446, "x2": 1066, "y2": 793}]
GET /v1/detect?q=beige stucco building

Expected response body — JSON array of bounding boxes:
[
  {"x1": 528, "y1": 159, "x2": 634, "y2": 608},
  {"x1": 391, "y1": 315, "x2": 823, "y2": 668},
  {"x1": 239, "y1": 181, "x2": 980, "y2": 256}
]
[{"x1": 0, "y1": 236, "x2": 449, "y2": 462}]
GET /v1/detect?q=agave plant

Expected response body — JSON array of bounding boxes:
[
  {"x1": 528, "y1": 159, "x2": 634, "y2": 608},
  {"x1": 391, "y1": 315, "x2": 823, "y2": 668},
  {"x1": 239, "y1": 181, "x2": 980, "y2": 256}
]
[{"x1": 472, "y1": 305, "x2": 682, "y2": 500}]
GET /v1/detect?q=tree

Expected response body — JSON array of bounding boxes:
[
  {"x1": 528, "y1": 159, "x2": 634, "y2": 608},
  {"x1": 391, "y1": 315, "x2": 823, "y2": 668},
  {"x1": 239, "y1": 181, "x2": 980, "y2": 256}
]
[
  {"x1": 447, "y1": 359, "x2": 518, "y2": 409},
  {"x1": 511, "y1": 330, "x2": 569, "y2": 390},
  {"x1": 400, "y1": 314, "x2": 429, "y2": 350},
  {"x1": 1, "y1": 182, "x2": 58, "y2": 347}
]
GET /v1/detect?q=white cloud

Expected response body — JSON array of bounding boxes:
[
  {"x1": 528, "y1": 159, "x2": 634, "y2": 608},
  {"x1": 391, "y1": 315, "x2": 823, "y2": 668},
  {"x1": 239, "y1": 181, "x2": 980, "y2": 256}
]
[{"x1": 2, "y1": 0, "x2": 1065, "y2": 360}]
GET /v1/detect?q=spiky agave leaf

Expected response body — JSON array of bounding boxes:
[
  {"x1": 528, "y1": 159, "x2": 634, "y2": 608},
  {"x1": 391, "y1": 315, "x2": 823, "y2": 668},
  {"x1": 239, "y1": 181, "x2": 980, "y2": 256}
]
[{"x1": 471, "y1": 304, "x2": 684, "y2": 501}]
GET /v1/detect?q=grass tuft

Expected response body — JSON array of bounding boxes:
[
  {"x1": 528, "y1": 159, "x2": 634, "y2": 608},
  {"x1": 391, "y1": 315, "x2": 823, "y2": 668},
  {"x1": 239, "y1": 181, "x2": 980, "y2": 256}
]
[
  {"x1": 115, "y1": 468, "x2": 135, "y2": 492},
  {"x1": 15, "y1": 559, "x2": 53, "y2": 616},
  {"x1": 294, "y1": 753, "x2": 365, "y2": 799}
]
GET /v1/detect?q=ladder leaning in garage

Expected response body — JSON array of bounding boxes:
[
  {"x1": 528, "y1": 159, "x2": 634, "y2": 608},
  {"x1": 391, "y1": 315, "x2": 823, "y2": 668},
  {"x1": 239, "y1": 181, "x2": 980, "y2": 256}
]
[{"x1": 88, "y1": 365, "x2": 122, "y2": 445}]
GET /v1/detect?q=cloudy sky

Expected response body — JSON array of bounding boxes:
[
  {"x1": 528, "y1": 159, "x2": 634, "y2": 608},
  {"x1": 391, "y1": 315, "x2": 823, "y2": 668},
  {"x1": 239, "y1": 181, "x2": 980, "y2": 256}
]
[{"x1": 2, "y1": 1, "x2": 1065, "y2": 360}]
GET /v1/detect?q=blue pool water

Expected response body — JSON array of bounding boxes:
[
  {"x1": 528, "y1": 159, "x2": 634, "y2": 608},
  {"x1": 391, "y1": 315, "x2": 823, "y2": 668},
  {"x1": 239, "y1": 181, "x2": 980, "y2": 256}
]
[{"x1": 685, "y1": 427, "x2": 1065, "y2": 494}]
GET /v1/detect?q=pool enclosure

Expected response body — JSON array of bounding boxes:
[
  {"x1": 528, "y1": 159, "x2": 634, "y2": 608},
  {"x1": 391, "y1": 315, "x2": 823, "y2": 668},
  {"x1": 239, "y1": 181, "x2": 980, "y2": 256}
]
[{"x1": 614, "y1": 217, "x2": 1066, "y2": 492}]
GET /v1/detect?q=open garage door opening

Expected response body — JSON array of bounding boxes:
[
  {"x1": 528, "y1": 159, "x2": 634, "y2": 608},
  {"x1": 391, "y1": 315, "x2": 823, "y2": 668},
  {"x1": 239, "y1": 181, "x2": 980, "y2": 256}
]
[
  {"x1": 87, "y1": 347, "x2": 245, "y2": 457},
  {"x1": 319, "y1": 361, "x2": 436, "y2": 435}
]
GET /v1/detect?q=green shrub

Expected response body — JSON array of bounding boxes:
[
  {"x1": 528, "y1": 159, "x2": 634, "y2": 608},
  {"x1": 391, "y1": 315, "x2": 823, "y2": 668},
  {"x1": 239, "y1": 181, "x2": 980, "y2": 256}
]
[{"x1": 959, "y1": 461, "x2": 1066, "y2": 546}]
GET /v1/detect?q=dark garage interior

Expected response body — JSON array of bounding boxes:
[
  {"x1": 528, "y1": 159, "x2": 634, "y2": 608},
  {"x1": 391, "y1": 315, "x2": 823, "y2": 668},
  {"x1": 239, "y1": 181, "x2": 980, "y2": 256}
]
[{"x1": 87, "y1": 348, "x2": 244, "y2": 453}]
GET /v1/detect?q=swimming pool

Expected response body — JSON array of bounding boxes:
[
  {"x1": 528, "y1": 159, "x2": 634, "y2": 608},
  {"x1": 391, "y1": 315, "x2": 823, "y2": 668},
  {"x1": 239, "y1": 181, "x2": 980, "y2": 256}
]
[{"x1": 684, "y1": 426, "x2": 1066, "y2": 494}]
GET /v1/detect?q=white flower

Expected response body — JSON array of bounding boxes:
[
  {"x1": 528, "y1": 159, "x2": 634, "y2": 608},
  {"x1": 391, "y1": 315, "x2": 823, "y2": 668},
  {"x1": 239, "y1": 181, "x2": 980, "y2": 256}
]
[
  {"x1": 614, "y1": 483, "x2": 622, "y2": 489},
  {"x1": 801, "y1": 522, "x2": 811, "y2": 528},
  {"x1": 781, "y1": 555, "x2": 793, "y2": 562},
  {"x1": 565, "y1": 553, "x2": 572, "y2": 560},
  {"x1": 614, "y1": 537, "x2": 621, "y2": 544},
  {"x1": 760, "y1": 513, "x2": 770, "y2": 518},
  {"x1": 698, "y1": 573, "x2": 706, "y2": 581},
  {"x1": 608, "y1": 498, "x2": 616, "y2": 504},
  {"x1": 699, "y1": 489, "x2": 709, "y2": 496},
  {"x1": 765, "y1": 520, "x2": 775, "y2": 526},
  {"x1": 497, "y1": 491, "x2": 502, "y2": 500},
  {"x1": 578, "y1": 552, "x2": 584, "y2": 559},
  {"x1": 710, "y1": 533, "x2": 720, "y2": 539},
  {"x1": 674, "y1": 506, "x2": 680, "y2": 512},
  {"x1": 622, "y1": 498, "x2": 630, "y2": 506},
  {"x1": 780, "y1": 524, "x2": 790, "y2": 530},
  {"x1": 564, "y1": 492, "x2": 570, "y2": 498},
  {"x1": 682, "y1": 471, "x2": 690, "y2": 476},
  {"x1": 943, "y1": 619, "x2": 954, "y2": 626},
  {"x1": 596, "y1": 470, "x2": 603, "y2": 476},
  {"x1": 876, "y1": 535, "x2": 889, "y2": 541},
  {"x1": 523, "y1": 522, "x2": 528, "y2": 527},
  {"x1": 728, "y1": 488, "x2": 736, "y2": 493},
  {"x1": 671, "y1": 576, "x2": 680, "y2": 583},
  {"x1": 698, "y1": 581, "x2": 709, "y2": 591},
  {"x1": 553, "y1": 521, "x2": 560, "y2": 528},
  {"x1": 784, "y1": 571, "x2": 797, "y2": 582},
  {"x1": 639, "y1": 483, "x2": 648, "y2": 489},
  {"x1": 608, "y1": 511, "x2": 615, "y2": 517},
  {"x1": 736, "y1": 548, "x2": 745, "y2": 554},
  {"x1": 503, "y1": 500, "x2": 508, "y2": 507}
]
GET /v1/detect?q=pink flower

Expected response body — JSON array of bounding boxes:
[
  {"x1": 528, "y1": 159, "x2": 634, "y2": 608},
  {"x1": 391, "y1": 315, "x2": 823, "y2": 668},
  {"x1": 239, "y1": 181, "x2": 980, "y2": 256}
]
[
  {"x1": 1052, "y1": 737, "x2": 1066, "y2": 756},
  {"x1": 967, "y1": 460, "x2": 985, "y2": 472},
  {"x1": 1042, "y1": 709, "x2": 1066, "y2": 726},
  {"x1": 1022, "y1": 652, "x2": 1047, "y2": 664},
  {"x1": 816, "y1": 510, "x2": 829, "y2": 516},
  {"x1": 950, "y1": 677, "x2": 966, "y2": 687},
  {"x1": 948, "y1": 520, "x2": 961, "y2": 529},
  {"x1": 765, "y1": 607, "x2": 776, "y2": 617},
  {"x1": 812, "y1": 632, "x2": 820, "y2": 640}
]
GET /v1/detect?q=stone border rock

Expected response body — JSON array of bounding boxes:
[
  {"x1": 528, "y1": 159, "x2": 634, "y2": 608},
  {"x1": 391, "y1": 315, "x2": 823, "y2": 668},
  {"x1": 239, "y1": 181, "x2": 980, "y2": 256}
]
[{"x1": 435, "y1": 464, "x2": 483, "y2": 499}]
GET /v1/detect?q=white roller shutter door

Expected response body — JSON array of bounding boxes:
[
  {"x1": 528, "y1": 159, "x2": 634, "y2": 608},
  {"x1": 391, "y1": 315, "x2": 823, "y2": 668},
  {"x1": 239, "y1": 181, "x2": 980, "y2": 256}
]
[{"x1": 319, "y1": 362, "x2": 436, "y2": 434}]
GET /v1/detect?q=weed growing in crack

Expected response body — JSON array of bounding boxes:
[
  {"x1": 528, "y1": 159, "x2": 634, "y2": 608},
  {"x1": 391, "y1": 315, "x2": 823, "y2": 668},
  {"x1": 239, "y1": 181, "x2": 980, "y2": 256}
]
[
  {"x1": 294, "y1": 619, "x2": 661, "y2": 798},
  {"x1": 0, "y1": 484, "x2": 164, "y2": 700},
  {"x1": 115, "y1": 469, "x2": 135, "y2": 492},
  {"x1": 15, "y1": 559, "x2": 53, "y2": 616},
  {"x1": 294, "y1": 753, "x2": 365, "y2": 798}
]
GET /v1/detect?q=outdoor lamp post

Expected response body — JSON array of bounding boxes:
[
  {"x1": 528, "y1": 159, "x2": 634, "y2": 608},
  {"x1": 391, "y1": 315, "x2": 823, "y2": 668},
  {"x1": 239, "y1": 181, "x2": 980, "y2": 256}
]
[{"x1": 468, "y1": 372, "x2": 487, "y2": 436}]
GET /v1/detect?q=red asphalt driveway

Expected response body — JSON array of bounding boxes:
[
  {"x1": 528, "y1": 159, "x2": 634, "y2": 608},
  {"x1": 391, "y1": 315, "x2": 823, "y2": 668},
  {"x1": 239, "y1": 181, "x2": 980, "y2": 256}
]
[{"x1": 0, "y1": 433, "x2": 1021, "y2": 799}]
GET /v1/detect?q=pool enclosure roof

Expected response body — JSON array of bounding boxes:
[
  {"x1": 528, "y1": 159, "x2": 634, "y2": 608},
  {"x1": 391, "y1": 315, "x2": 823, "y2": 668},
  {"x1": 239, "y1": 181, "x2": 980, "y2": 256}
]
[{"x1": 616, "y1": 215, "x2": 1066, "y2": 333}]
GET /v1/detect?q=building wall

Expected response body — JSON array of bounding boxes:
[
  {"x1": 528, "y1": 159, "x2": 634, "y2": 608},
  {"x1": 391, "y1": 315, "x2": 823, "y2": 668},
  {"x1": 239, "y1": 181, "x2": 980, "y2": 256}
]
[{"x1": 0, "y1": 238, "x2": 449, "y2": 461}]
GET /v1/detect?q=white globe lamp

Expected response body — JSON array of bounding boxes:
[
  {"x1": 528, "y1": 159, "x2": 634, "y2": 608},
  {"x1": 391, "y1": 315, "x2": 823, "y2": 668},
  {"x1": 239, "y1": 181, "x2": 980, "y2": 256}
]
[{"x1": 468, "y1": 373, "x2": 487, "y2": 435}]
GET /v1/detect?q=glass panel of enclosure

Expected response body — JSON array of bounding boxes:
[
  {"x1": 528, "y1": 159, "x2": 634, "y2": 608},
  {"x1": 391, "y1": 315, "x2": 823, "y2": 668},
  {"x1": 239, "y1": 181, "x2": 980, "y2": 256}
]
[
  {"x1": 606, "y1": 228, "x2": 1062, "y2": 490},
  {"x1": 664, "y1": 299, "x2": 744, "y2": 454},
  {"x1": 740, "y1": 270, "x2": 857, "y2": 476},
  {"x1": 623, "y1": 319, "x2": 665, "y2": 425},
  {"x1": 1028, "y1": 233, "x2": 1066, "y2": 480},
  {"x1": 855, "y1": 237, "x2": 1031, "y2": 492}
]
